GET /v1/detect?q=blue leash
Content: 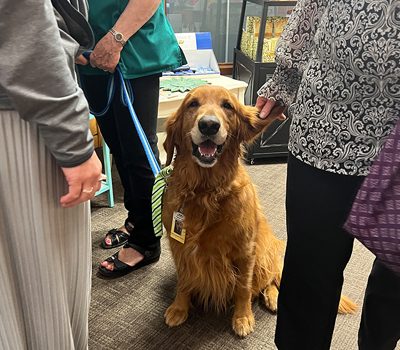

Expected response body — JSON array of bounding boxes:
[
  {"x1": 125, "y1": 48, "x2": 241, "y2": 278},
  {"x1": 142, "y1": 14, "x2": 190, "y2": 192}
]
[{"x1": 82, "y1": 52, "x2": 161, "y2": 176}]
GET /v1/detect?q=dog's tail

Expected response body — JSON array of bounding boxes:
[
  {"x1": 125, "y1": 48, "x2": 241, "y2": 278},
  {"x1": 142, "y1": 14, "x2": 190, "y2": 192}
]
[{"x1": 338, "y1": 294, "x2": 357, "y2": 314}]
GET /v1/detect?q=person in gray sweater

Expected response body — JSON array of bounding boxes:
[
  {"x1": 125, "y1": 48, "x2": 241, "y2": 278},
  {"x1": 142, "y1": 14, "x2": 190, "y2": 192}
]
[{"x1": 0, "y1": 0, "x2": 102, "y2": 349}]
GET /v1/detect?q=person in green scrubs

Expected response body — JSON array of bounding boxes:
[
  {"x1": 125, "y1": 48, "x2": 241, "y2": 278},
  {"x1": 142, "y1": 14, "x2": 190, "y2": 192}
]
[{"x1": 77, "y1": 0, "x2": 186, "y2": 278}]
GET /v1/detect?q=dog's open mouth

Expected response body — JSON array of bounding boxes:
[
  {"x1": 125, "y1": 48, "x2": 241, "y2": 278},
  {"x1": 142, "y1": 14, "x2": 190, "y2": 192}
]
[{"x1": 192, "y1": 140, "x2": 224, "y2": 165}]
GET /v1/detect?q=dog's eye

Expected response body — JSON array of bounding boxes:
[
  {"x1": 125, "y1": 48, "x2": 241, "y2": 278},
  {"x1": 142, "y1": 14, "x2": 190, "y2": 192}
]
[
  {"x1": 223, "y1": 102, "x2": 233, "y2": 110},
  {"x1": 189, "y1": 101, "x2": 199, "y2": 107}
]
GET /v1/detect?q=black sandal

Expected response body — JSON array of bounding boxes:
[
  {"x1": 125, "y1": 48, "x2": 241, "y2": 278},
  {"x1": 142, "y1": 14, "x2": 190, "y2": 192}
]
[
  {"x1": 98, "y1": 242, "x2": 161, "y2": 278},
  {"x1": 101, "y1": 228, "x2": 130, "y2": 249}
]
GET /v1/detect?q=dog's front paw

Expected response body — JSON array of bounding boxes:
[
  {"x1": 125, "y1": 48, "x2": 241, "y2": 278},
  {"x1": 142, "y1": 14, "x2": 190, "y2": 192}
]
[
  {"x1": 232, "y1": 314, "x2": 255, "y2": 337},
  {"x1": 165, "y1": 305, "x2": 189, "y2": 327}
]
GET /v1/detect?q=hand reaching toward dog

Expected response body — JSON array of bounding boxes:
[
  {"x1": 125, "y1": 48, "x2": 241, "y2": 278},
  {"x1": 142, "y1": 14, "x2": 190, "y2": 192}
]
[
  {"x1": 60, "y1": 151, "x2": 103, "y2": 208},
  {"x1": 255, "y1": 96, "x2": 286, "y2": 121}
]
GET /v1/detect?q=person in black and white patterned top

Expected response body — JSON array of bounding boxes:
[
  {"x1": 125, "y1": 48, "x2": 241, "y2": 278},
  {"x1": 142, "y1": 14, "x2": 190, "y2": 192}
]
[{"x1": 256, "y1": 0, "x2": 400, "y2": 349}]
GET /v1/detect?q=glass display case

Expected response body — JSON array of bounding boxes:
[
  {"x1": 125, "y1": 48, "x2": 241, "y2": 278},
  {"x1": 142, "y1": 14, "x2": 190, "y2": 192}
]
[
  {"x1": 166, "y1": 0, "x2": 244, "y2": 63},
  {"x1": 233, "y1": 0, "x2": 296, "y2": 163}
]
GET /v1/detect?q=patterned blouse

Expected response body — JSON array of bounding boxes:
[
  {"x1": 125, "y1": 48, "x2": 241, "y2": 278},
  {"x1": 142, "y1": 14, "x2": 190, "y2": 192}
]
[{"x1": 258, "y1": 0, "x2": 400, "y2": 176}]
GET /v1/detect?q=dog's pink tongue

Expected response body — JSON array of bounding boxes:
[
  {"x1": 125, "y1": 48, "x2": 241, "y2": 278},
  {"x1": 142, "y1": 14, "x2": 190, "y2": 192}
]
[{"x1": 199, "y1": 140, "x2": 217, "y2": 156}]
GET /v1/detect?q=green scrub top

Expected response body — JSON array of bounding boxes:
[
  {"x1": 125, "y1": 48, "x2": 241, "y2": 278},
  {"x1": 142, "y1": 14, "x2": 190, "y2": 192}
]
[{"x1": 80, "y1": 0, "x2": 186, "y2": 79}]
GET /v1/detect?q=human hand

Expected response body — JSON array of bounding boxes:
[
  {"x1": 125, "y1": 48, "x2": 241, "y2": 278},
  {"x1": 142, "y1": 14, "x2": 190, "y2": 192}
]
[
  {"x1": 60, "y1": 151, "x2": 103, "y2": 208},
  {"x1": 255, "y1": 96, "x2": 286, "y2": 121},
  {"x1": 89, "y1": 33, "x2": 123, "y2": 73},
  {"x1": 75, "y1": 54, "x2": 89, "y2": 66}
]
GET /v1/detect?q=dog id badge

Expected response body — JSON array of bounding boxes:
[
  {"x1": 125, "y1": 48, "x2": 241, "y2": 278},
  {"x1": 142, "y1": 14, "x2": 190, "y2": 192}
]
[{"x1": 171, "y1": 210, "x2": 186, "y2": 244}]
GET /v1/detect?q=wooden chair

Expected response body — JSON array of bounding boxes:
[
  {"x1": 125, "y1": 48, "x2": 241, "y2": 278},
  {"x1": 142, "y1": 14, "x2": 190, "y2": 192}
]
[{"x1": 90, "y1": 115, "x2": 114, "y2": 207}]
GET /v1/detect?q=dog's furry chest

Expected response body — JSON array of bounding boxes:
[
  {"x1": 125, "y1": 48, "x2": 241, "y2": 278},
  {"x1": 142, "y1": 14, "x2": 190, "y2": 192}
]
[{"x1": 167, "y1": 228, "x2": 239, "y2": 310}]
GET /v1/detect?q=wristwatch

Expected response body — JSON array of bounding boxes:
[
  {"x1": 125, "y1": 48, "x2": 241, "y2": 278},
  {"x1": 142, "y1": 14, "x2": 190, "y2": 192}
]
[{"x1": 109, "y1": 28, "x2": 126, "y2": 47}]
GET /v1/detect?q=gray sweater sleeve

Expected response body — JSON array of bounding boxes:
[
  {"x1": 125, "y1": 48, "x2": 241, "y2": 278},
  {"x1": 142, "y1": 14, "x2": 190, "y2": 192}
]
[{"x1": 0, "y1": 0, "x2": 94, "y2": 168}]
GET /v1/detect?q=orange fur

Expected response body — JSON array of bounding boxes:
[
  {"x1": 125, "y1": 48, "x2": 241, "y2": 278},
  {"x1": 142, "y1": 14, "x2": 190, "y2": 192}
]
[{"x1": 161, "y1": 86, "x2": 355, "y2": 337}]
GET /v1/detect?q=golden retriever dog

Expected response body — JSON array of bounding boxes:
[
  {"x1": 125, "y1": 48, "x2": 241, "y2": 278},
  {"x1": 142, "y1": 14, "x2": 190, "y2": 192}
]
[{"x1": 161, "y1": 85, "x2": 356, "y2": 337}]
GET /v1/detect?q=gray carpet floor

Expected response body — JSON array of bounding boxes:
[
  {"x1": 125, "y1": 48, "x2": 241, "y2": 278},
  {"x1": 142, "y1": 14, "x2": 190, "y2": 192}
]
[{"x1": 89, "y1": 158, "x2": 399, "y2": 350}]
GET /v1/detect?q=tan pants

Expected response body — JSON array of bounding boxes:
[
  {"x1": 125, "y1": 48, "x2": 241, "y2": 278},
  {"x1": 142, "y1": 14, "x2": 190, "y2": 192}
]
[{"x1": 0, "y1": 111, "x2": 91, "y2": 350}]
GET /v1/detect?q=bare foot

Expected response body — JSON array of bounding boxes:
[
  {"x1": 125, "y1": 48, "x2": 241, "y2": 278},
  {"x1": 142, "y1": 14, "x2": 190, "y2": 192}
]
[
  {"x1": 101, "y1": 246, "x2": 144, "y2": 271},
  {"x1": 104, "y1": 223, "x2": 131, "y2": 246}
]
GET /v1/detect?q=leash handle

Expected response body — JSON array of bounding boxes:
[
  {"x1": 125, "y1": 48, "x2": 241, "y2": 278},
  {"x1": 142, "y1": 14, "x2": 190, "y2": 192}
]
[
  {"x1": 81, "y1": 51, "x2": 115, "y2": 117},
  {"x1": 81, "y1": 51, "x2": 161, "y2": 176},
  {"x1": 82, "y1": 51, "x2": 91, "y2": 60},
  {"x1": 116, "y1": 68, "x2": 161, "y2": 176}
]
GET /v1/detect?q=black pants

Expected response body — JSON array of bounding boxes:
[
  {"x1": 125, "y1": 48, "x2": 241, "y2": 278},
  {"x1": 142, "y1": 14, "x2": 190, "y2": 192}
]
[
  {"x1": 359, "y1": 259, "x2": 400, "y2": 350},
  {"x1": 82, "y1": 73, "x2": 161, "y2": 249},
  {"x1": 275, "y1": 154, "x2": 400, "y2": 350}
]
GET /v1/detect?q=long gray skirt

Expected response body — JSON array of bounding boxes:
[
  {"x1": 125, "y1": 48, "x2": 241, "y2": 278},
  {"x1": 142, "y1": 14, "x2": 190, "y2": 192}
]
[{"x1": 0, "y1": 111, "x2": 91, "y2": 350}]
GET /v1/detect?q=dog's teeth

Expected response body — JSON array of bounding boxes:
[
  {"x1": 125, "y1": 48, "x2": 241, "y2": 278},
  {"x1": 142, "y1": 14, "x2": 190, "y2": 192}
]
[{"x1": 200, "y1": 151, "x2": 216, "y2": 158}]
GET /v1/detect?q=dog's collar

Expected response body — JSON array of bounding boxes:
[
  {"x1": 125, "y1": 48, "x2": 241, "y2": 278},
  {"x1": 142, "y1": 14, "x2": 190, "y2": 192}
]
[{"x1": 152, "y1": 165, "x2": 174, "y2": 237}]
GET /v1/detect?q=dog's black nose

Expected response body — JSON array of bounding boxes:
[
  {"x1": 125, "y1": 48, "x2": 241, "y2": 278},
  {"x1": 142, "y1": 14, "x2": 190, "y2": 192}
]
[{"x1": 198, "y1": 115, "x2": 220, "y2": 136}]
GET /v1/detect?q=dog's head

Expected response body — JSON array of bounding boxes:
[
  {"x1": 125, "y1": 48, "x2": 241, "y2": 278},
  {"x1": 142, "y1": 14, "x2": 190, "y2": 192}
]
[{"x1": 164, "y1": 85, "x2": 283, "y2": 167}]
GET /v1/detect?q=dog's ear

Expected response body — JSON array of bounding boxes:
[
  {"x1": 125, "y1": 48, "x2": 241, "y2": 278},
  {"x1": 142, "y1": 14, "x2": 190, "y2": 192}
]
[
  {"x1": 238, "y1": 104, "x2": 286, "y2": 144},
  {"x1": 163, "y1": 109, "x2": 182, "y2": 166}
]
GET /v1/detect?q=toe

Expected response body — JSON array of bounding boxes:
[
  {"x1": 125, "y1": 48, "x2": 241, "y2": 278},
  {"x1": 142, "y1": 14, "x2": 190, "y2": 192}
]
[{"x1": 104, "y1": 235, "x2": 112, "y2": 245}]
